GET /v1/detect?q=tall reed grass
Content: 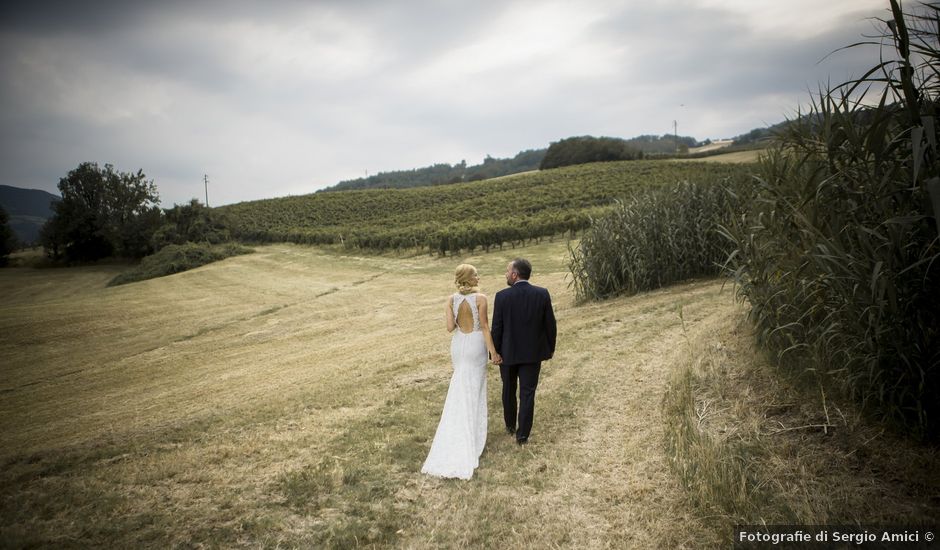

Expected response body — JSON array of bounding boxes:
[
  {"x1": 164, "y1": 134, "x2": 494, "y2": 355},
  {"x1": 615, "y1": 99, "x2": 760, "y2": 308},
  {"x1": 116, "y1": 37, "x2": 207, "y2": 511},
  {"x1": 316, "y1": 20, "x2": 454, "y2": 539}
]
[
  {"x1": 721, "y1": 1, "x2": 939, "y2": 439},
  {"x1": 568, "y1": 177, "x2": 752, "y2": 301}
]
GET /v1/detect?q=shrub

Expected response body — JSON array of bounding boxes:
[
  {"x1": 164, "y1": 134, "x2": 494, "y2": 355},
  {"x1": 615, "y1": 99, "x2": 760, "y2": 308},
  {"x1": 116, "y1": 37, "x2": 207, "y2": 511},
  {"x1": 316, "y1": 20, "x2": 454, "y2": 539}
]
[
  {"x1": 540, "y1": 136, "x2": 643, "y2": 170},
  {"x1": 108, "y1": 242, "x2": 253, "y2": 286},
  {"x1": 0, "y1": 205, "x2": 16, "y2": 266},
  {"x1": 153, "y1": 199, "x2": 234, "y2": 249}
]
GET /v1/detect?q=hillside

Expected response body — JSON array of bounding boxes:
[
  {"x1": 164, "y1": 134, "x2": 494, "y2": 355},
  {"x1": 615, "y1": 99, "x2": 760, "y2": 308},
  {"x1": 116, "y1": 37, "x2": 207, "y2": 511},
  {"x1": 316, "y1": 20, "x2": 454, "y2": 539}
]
[
  {"x1": 323, "y1": 149, "x2": 547, "y2": 192},
  {"x1": 219, "y1": 160, "x2": 755, "y2": 254},
  {"x1": 2, "y1": 240, "x2": 935, "y2": 547},
  {"x1": 320, "y1": 126, "x2": 780, "y2": 194},
  {"x1": 0, "y1": 241, "x2": 712, "y2": 546},
  {"x1": 0, "y1": 185, "x2": 59, "y2": 245}
]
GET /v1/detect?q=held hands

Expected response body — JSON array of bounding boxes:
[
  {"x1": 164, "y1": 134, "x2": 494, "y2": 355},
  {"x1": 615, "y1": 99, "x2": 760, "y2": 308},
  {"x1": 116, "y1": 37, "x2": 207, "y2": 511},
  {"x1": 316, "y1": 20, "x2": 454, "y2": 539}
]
[{"x1": 489, "y1": 351, "x2": 503, "y2": 365}]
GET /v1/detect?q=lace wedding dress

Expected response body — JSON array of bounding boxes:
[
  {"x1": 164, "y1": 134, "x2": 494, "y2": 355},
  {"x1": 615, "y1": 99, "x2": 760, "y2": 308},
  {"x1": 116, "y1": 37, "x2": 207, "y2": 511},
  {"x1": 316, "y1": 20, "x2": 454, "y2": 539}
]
[{"x1": 421, "y1": 293, "x2": 488, "y2": 480}]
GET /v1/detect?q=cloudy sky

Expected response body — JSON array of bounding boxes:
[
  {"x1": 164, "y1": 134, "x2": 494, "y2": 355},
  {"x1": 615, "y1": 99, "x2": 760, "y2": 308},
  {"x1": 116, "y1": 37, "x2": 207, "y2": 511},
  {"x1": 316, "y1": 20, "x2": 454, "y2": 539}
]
[{"x1": 1, "y1": 0, "x2": 888, "y2": 206}]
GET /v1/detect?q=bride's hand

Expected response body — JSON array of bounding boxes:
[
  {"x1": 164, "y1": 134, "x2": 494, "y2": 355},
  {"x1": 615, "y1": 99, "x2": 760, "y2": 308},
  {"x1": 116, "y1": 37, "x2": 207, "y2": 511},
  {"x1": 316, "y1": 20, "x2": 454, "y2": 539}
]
[{"x1": 490, "y1": 352, "x2": 502, "y2": 365}]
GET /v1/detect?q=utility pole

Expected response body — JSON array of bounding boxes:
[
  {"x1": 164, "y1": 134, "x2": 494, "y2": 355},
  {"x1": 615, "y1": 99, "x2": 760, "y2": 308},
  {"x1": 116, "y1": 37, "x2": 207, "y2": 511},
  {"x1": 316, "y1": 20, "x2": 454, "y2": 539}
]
[
  {"x1": 674, "y1": 120, "x2": 679, "y2": 153},
  {"x1": 204, "y1": 174, "x2": 210, "y2": 207}
]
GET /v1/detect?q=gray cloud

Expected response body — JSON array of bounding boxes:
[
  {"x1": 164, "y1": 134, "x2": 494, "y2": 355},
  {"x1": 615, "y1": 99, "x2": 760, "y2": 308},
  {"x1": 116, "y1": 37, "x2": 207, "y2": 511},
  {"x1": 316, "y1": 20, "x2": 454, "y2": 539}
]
[{"x1": 0, "y1": 0, "x2": 891, "y2": 206}]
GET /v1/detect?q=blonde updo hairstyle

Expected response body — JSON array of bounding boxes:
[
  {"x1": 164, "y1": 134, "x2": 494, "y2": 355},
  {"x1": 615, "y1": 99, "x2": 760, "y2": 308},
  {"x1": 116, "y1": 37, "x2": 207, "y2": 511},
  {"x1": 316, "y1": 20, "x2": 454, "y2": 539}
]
[{"x1": 454, "y1": 264, "x2": 480, "y2": 295}]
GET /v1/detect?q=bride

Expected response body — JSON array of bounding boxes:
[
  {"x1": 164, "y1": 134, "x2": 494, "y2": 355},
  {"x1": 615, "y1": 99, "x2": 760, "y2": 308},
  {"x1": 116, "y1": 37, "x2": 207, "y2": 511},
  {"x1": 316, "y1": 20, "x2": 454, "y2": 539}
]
[{"x1": 421, "y1": 264, "x2": 501, "y2": 480}]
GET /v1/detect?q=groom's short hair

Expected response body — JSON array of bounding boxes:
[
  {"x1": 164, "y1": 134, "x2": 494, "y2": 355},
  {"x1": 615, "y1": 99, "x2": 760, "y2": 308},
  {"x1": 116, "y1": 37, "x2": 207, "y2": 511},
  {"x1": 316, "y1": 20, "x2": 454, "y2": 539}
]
[{"x1": 511, "y1": 258, "x2": 532, "y2": 280}]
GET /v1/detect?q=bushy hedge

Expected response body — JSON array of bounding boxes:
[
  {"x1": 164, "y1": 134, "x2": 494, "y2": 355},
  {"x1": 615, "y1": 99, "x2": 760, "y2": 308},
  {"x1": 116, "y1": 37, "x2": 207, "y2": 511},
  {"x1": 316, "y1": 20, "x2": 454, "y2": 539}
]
[
  {"x1": 108, "y1": 242, "x2": 253, "y2": 286},
  {"x1": 540, "y1": 136, "x2": 643, "y2": 170},
  {"x1": 153, "y1": 199, "x2": 234, "y2": 249}
]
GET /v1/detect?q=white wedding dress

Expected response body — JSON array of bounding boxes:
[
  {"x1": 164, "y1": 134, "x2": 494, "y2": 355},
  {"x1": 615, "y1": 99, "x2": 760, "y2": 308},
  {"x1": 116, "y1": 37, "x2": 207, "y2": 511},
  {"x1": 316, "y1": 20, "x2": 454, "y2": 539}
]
[{"x1": 421, "y1": 293, "x2": 488, "y2": 480}]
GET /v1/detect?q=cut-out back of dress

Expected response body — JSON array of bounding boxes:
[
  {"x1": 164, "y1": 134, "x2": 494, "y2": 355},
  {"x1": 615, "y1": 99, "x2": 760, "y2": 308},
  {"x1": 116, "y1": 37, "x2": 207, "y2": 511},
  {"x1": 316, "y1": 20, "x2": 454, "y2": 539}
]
[{"x1": 452, "y1": 293, "x2": 480, "y2": 334}]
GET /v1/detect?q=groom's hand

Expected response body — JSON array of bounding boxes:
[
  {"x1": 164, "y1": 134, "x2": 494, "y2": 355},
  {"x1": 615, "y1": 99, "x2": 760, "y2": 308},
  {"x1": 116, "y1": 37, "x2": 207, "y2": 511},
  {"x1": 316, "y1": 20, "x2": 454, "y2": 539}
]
[{"x1": 491, "y1": 353, "x2": 502, "y2": 365}]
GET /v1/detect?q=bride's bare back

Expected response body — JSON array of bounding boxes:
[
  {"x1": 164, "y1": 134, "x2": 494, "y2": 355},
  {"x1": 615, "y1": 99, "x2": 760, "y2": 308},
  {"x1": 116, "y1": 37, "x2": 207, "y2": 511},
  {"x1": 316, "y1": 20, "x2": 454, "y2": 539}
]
[{"x1": 456, "y1": 299, "x2": 474, "y2": 333}]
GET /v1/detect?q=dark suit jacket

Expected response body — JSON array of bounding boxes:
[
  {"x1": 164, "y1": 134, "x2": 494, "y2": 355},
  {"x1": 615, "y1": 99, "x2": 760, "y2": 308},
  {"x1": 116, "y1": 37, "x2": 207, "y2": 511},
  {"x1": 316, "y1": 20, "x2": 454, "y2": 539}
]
[{"x1": 491, "y1": 280, "x2": 557, "y2": 365}]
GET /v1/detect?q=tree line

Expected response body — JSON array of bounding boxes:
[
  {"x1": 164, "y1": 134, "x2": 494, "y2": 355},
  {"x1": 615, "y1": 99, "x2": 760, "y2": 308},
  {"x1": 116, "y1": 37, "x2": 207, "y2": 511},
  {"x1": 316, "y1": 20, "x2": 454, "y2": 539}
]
[
  {"x1": 0, "y1": 206, "x2": 15, "y2": 266},
  {"x1": 323, "y1": 149, "x2": 547, "y2": 192},
  {"x1": 37, "y1": 162, "x2": 233, "y2": 264},
  {"x1": 321, "y1": 130, "x2": 748, "y2": 193}
]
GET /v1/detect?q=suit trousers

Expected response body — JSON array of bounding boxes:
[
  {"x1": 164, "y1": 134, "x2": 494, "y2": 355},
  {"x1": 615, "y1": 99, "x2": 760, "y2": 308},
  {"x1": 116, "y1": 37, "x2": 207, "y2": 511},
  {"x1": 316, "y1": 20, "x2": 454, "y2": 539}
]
[{"x1": 500, "y1": 362, "x2": 541, "y2": 441}]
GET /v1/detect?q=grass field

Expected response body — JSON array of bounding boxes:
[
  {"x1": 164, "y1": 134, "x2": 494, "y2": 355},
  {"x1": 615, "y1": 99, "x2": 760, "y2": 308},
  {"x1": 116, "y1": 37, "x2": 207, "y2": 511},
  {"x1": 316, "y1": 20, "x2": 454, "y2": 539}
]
[{"x1": 2, "y1": 241, "x2": 936, "y2": 547}]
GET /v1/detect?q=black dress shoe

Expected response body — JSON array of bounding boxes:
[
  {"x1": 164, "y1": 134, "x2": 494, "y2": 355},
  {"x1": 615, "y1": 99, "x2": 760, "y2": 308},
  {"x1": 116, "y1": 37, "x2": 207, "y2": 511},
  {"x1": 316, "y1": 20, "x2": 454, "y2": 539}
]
[
  {"x1": 506, "y1": 426, "x2": 516, "y2": 436},
  {"x1": 516, "y1": 437, "x2": 528, "y2": 446}
]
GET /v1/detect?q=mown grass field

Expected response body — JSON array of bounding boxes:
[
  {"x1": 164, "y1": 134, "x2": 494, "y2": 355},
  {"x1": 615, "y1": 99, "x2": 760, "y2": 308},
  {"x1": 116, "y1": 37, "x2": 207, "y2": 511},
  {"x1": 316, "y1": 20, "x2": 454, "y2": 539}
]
[
  {"x1": 674, "y1": 149, "x2": 761, "y2": 164},
  {"x1": 0, "y1": 240, "x2": 733, "y2": 547},
  {"x1": 2, "y1": 240, "x2": 937, "y2": 548}
]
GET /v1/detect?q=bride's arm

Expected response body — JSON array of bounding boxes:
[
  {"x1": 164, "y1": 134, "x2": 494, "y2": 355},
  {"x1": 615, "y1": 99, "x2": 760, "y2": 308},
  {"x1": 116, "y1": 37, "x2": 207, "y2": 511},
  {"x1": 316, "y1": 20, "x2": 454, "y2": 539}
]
[
  {"x1": 444, "y1": 297, "x2": 456, "y2": 333},
  {"x1": 477, "y1": 295, "x2": 501, "y2": 364}
]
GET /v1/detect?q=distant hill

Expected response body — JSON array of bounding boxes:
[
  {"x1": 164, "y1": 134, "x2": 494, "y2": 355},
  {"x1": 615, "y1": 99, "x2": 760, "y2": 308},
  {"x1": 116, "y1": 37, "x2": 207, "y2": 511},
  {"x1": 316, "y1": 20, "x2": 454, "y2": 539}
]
[
  {"x1": 731, "y1": 120, "x2": 789, "y2": 145},
  {"x1": 322, "y1": 149, "x2": 547, "y2": 192},
  {"x1": 0, "y1": 185, "x2": 60, "y2": 245},
  {"x1": 319, "y1": 129, "x2": 765, "y2": 193}
]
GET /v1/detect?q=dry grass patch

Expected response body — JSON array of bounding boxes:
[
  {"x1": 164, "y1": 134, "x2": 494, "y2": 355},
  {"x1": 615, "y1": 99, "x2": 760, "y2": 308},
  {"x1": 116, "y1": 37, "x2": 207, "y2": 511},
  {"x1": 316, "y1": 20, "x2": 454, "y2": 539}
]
[
  {"x1": 673, "y1": 150, "x2": 762, "y2": 163},
  {"x1": 663, "y1": 304, "x2": 940, "y2": 534},
  {"x1": 1, "y1": 240, "x2": 737, "y2": 547},
  {"x1": 6, "y1": 240, "x2": 933, "y2": 547}
]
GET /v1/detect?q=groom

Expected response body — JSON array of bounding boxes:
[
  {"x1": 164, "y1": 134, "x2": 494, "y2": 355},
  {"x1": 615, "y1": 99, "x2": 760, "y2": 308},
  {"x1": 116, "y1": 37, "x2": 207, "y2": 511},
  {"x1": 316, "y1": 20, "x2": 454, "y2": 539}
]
[{"x1": 491, "y1": 258, "x2": 557, "y2": 446}]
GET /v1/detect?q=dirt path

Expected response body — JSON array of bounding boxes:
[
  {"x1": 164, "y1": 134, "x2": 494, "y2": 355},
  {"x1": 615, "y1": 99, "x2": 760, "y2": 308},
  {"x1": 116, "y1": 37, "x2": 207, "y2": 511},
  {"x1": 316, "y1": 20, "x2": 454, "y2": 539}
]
[{"x1": 402, "y1": 275, "x2": 731, "y2": 548}]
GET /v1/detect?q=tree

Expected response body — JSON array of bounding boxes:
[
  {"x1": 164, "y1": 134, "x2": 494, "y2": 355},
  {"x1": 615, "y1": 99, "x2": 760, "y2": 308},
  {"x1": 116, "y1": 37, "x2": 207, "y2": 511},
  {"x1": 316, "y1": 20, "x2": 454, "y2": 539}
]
[
  {"x1": 40, "y1": 162, "x2": 162, "y2": 262},
  {"x1": 0, "y1": 205, "x2": 16, "y2": 266},
  {"x1": 540, "y1": 136, "x2": 643, "y2": 170},
  {"x1": 152, "y1": 198, "x2": 233, "y2": 248}
]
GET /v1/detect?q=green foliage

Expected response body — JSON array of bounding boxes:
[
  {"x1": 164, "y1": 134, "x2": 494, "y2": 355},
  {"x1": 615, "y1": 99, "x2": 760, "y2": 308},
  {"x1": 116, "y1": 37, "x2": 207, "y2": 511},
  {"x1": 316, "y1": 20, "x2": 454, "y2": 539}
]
[
  {"x1": 568, "y1": 177, "x2": 752, "y2": 301},
  {"x1": 40, "y1": 162, "x2": 162, "y2": 262},
  {"x1": 153, "y1": 199, "x2": 234, "y2": 249},
  {"x1": 540, "y1": 136, "x2": 643, "y2": 169},
  {"x1": 730, "y1": 122, "x2": 789, "y2": 146},
  {"x1": 108, "y1": 242, "x2": 253, "y2": 286},
  {"x1": 721, "y1": 1, "x2": 940, "y2": 439},
  {"x1": 0, "y1": 205, "x2": 17, "y2": 265},
  {"x1": 623, "y1": 134, "x2": 698, "y2": 155},
  {"x1": 325, "y1": 149, "x2": 546, "y2": 192},
  {"x1": 217, "y1": 160, "x2": 755, "y2": 256}
]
